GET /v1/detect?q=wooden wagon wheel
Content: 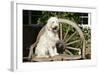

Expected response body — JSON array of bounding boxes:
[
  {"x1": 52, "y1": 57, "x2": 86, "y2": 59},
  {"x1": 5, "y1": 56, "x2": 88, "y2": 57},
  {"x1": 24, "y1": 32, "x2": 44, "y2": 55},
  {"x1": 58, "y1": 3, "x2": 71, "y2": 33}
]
[
  {"x1": 24, "y1": 18, "x2": 86, "y2": 62},
  {"x1": 58, "y1": 19, "x2": 85, "y2": 59}
]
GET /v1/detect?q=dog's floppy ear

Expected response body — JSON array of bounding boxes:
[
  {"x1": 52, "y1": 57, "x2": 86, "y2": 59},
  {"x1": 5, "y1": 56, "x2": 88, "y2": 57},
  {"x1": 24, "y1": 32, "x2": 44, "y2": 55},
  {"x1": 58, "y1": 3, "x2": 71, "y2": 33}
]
[
  {"x1": 46, "y1": 23, "x2": 52, "y2": 31},
  {"x1": 46, "y1": 20, "x2": 52, "y2": 31}
]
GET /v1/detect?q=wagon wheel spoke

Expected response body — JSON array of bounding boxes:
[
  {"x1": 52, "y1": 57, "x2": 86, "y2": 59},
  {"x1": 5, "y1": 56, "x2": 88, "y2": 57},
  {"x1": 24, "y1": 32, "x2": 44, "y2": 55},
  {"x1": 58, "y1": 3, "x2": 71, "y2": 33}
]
[
  {"x1": 63, "y1": 25, "x2": 70, "y2": 41},
  {"x1": 66, "y1": 46, "x2": 81, "y2": 55},
  {"x1": 65, "y1": 31, "x2": 77, "y2": 43},
  {"x1": 65, "y1": 49, "x2": 74, "y2": 56},
  {"x1": 66, "y1": 46, "x2": 81, "y2": 51},
  {"x1": 66, "y1": 40, "x2": 80, "y2": 46},
  {"x1": 59, "y1": 23, "x2": 63, "y2": 40}
]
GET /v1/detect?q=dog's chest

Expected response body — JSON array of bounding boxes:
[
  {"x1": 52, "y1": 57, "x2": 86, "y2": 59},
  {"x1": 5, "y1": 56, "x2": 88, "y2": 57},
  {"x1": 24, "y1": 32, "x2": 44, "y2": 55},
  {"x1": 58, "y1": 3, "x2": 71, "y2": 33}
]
[{"x1": 46, "y1": 31, "x2": 59, "y2": 42}]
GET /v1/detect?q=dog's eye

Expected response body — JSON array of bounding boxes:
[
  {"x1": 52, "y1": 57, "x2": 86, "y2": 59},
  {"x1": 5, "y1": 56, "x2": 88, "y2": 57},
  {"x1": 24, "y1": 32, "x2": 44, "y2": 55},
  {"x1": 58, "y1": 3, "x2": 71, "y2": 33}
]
[{"x1": 52, "y1": 21, "x2": 55, "y2": 24}]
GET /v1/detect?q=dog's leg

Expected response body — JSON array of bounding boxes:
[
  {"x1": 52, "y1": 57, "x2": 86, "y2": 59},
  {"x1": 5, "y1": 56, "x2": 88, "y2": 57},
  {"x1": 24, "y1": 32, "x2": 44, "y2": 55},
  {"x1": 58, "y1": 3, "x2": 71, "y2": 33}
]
[
  {"x1": 35, "y1": 52, "x2": 49, "y2": 58},
  {"x1": 48, "y1": 47, "x2": 55, "y2": 57},
  {"x1": 35, "y1": 47, "x2": 49, "y2": 58},
  {"x1": 54, "y1": 47, "x2": 59, "y2": 55}
]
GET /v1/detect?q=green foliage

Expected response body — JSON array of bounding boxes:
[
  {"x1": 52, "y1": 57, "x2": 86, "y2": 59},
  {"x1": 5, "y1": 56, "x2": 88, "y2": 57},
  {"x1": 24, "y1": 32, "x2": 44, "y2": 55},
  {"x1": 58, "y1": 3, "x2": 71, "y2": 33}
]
[
  {"x1": 37, "y1": 11, "x2": 80, "y2": 25},
  {"x1": 82, "y1": 27, "x2": 91, "y2": 48}
]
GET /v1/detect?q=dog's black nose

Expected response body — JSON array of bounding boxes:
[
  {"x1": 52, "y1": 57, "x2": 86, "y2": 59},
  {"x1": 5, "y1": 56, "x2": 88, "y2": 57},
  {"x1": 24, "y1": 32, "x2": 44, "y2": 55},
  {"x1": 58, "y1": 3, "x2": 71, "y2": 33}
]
[{"x1": 53, "y1": 26, "x2": 58, "y2": 30}]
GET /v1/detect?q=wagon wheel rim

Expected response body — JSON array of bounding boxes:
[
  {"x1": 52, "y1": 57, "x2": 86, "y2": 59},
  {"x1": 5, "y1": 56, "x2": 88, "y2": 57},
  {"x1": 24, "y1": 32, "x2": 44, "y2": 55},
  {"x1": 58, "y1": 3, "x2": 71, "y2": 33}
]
[{"x1": 58, "y1": 19, "x2": 85, "y2": 59}]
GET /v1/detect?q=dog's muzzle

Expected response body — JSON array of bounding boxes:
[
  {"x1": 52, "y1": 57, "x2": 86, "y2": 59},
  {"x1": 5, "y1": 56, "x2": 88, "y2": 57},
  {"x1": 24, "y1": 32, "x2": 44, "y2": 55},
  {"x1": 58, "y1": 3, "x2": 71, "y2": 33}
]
[
  {"x1": 53, "y1": 26, "x2": 58, "y2": 30},
  {"x1": 52, "y1": 26, "x2": 59, "y2": 33}
]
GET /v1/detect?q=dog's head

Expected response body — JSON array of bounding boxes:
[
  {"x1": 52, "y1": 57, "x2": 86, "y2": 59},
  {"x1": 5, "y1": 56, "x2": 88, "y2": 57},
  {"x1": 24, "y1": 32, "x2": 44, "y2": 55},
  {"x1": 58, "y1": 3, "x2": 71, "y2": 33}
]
[{"x1": 46, "y1": 17, "x2": 59, "y2": 33}]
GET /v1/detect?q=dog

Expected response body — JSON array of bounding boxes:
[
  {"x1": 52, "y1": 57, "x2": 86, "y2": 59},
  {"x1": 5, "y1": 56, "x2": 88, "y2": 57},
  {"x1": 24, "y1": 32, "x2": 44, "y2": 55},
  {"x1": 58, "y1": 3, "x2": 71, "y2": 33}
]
[{"x1": 35, "y1": 17, "x2": 59, "y2": 58}]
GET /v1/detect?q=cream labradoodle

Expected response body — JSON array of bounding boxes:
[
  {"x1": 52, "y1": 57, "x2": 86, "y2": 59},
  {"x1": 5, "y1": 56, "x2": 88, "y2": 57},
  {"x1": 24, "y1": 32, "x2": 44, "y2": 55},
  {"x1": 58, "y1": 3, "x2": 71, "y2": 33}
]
[{"x1": 35, "y1": 17, "x2": 59, "y2": 58}]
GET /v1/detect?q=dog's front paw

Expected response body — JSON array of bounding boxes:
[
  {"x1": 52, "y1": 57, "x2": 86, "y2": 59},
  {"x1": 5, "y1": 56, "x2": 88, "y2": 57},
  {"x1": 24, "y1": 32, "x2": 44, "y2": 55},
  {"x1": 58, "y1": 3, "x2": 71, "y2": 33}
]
[
  {"x1": 55, "y1": 53, "x2": 59, "y2": 56},
  {"x1": 50, "y1": 53, "x2": 55, "y2": 57},
  {"x1": 50, "y1": 53, "x2": 59, "y2": 57}
]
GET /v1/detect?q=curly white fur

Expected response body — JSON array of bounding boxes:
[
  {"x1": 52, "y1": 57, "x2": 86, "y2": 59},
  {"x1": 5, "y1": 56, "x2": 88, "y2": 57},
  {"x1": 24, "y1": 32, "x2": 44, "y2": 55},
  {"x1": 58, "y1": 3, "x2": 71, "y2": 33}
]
[{"x1": 35, "y1": 17, "x2": 59, "y2": 58}]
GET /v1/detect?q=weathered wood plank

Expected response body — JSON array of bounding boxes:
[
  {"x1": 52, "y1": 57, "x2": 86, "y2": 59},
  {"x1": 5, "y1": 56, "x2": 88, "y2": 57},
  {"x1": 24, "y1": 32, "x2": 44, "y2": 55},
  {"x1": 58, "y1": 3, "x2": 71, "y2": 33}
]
[{"x1": 31, "y1": 55, "x2": 81, "y2": 62}]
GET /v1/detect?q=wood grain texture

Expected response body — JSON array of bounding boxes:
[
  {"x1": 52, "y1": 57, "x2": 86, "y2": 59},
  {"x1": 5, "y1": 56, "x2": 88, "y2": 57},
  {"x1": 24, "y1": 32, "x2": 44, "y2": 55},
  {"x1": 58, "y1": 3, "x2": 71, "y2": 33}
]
[{"x1": 31, "y1": 54, "x2": 81, "y2": 62}]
